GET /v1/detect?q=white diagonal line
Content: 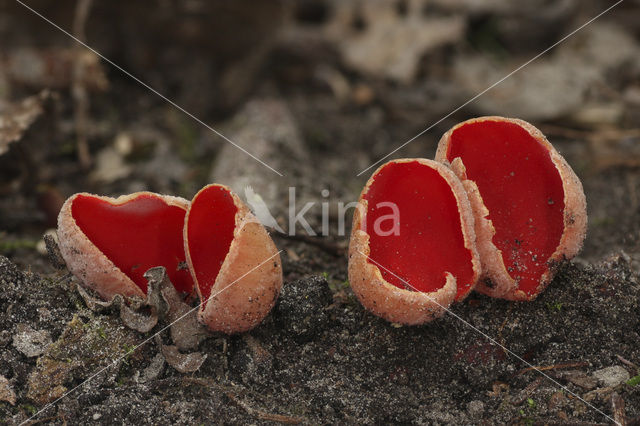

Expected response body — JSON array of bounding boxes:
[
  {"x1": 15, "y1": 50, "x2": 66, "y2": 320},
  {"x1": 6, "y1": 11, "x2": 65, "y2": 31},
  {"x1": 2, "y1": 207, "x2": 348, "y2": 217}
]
[
  {"x1": 23, "y1": 250, "x2": 283, "y2": 425},
  {"x1": 14, "y1": 0, "x2": 284, "y2": 177},
  {"x1": 357, "y1": 0, "x2": 625, "y2": 177},
  {"x1": 359, "y1": 251, "x2": 619, "y2": 425}
]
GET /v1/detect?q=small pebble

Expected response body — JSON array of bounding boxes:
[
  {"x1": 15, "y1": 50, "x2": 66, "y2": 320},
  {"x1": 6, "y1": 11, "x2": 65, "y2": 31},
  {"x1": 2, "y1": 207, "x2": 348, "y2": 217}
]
[
  {"x1": 592, "y1": 366, "x2": 629, "y2": 387},
  {"x1": 467, "y1": 400, "x2": 484, "y2": 419},
  {"x1": 12, "y1": 324, "x2": 52, "y2": 358}
]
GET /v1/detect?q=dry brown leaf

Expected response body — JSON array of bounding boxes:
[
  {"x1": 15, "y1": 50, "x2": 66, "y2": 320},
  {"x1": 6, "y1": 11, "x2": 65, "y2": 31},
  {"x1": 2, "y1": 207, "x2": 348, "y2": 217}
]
[
  {"x1": 158, "y1": 341, "x2": 207, "y2": 374},
  {"x1": 120, "y1": 303, "x2": 158, "y2": 333},
  {"x1": 0, "y1": 90, "x2": 50, "y2": 156},
  {"x1": 144, "y1": 266, "x2": 209, "y2": 351},
  {"x1": 326, "y1": 0, "x2": 465, "y2": 83},
  {"x1": 77, "y1": 284, "x2": 124, "y2": 313},
  {"x1": 453, "y1": 22, "x2": 639, "y2": 121},
  {"x1": 0, "y1": 375, "x2": 16, "y2": 405},
  {"x1": 136, "y1": 353, "x2": 165, "y2": 383}
]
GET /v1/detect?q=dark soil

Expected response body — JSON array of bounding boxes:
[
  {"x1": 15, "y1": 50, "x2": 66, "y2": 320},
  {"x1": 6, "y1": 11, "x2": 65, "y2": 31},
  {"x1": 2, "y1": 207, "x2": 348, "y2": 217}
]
[{"x1": 1, "y1": 238, "x2": 640, "y2": 424}]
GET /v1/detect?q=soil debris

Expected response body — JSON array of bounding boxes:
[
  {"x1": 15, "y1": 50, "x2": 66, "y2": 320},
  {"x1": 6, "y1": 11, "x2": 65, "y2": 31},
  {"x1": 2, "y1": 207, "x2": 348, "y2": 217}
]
[
  {"x1": 0, "y1": 375, "x2": 16, "y2": 406},
  {"x1": 158, "y1": 338, "x2": 207, "y2": 374},
  {"x1": 12, "y1": 324, "x2": 52, "y2": 358}
]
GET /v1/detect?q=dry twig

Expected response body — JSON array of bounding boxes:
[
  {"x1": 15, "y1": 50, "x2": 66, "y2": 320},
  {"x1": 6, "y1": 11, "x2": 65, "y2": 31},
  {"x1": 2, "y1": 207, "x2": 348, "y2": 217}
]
[
  {"x1": 516, "y1": 361, "x2": 589, "y2": 376},
  {"x1": 72, "y1": 0, "x2": 94, "y2": 170},
  {"x1": 616, "y1": 354, "x2": 638, "y2": 373},
  {"x1": 225, "y1": 391, "x2": 304, "y2": 425}
]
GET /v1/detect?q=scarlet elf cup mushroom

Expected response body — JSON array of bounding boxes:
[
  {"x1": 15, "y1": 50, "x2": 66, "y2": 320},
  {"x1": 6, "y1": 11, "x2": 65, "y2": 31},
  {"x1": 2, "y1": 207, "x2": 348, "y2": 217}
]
[
  {"x1": 57, "y1": 192, "x2": 193, "y2": 300},
  {"x1": 348, "y1": 159, "x2": 481, "y2": 325},
  {"x1": 436, "y1": 117, "x2": 587, "y2": 301},
  {"x1": 349, "y1": 117, "x2": 587, "y2": 324},
  {"x1": 184, "y1": 184, "x2": 282, "y2": 334},
  {"x1": 57, "y1": 186, "x2": 282, "y2": 334}
]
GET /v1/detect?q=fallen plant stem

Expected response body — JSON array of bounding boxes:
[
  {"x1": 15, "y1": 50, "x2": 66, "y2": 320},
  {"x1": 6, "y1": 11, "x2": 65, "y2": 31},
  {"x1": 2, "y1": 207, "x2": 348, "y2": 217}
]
[
  {"x1": 511, "y1": 377, "x2": 543, "y2": 405},
  {"x1": 225, "y1": 391, "x2": 304, "y2": 425},
  {"x1": 72, "y1": 0, "x2": 94, "y2": 170},
  {"x1": 616, "y1": 354, "x2": 638, "y2": 372},
  {"x1": 496, "y1": 304, "x2": 514, "y2": 357},
  {"x1": 516, "y1": 361, "x2": 589, "y2": 376},
  {"x1": 23, "y1": 414, "x2": 64, "y2": 426}
]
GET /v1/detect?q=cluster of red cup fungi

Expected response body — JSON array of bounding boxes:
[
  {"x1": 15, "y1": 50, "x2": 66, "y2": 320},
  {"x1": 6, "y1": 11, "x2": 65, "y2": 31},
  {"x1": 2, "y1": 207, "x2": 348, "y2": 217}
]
[
  {"x1": 348, "y1": 116, "x2": 587, "y2": 325},
  {"x1": 57, "y1": 184, "x2": 282, "y2": 334},
  {"x1": 57, "y1": 116, "x2": 586, "y2": 332}
]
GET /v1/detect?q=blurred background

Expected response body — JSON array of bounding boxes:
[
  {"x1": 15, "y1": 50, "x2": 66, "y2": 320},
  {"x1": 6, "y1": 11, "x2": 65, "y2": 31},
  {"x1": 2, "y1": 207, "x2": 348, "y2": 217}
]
[{"x1": 1, "y1": 0, "x2": 640, "y2": 272}]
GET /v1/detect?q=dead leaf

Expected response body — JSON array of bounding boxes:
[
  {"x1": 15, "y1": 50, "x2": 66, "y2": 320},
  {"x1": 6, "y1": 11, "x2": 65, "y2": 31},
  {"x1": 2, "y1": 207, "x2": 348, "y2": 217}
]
[
  {"x1": 77, "y1": 284, "x2": 124, "y2": 313},
  {"x1": 584, "y1": 386, "x2": 615, "y2": 402},
  {"x1": 26, "y1": 358, "x2": 71, "y2": 405},
  {"x1": 454, "y1": 54, "x2": 596, "y2": 121},
  {"x1": 210, "y1": 99, "x2": 310, "y2": 219},
  {"x1": 158, "y1": 340, "x2": 207, "y2": 373},
  {"x1": 120, "y1": 303, "x2": 158, "y2": 333},
  {"x1": 136, "y1": 353, "x2": 165, "y2": 383},
  {"x1": 0, "y1": 375, "x2": 16, "y2": 405},
  {"x1": 0, "y1": 90, "x2": 50, "y2": 156},
  {"x1": 563, "y1": 371, "x2": 597, "y2": 390},
  {"x1": 144, "y1": 266, "x2": 209, "y2": 351},
  {"x1": 611, "y1": 392, "x2": 626, "y2": 426},
  {"x1": 90, "y1": 146, "x2": 132, "y2": 183},
  {"x1": 453, "y1": 22, "x2": 640, "y2": 121},
  {"x1": 326, "y1": 0, "x2": 465, "y2": 83},
  {"x1": 27, "y1": 315, "x2": 138, "y2": 405}
]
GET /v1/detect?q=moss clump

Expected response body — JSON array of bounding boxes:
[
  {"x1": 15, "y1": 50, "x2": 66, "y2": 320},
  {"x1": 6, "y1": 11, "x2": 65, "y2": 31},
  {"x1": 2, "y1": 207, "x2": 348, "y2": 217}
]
[{"x1": 26, "y1": 315, "x2": 140, "y2": 405}]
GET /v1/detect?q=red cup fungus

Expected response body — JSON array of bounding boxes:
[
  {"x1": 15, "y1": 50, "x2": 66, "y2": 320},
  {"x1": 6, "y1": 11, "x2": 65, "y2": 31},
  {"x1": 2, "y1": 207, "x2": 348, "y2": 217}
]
[
  {"x1": 348, "y1": 159, "x2": 481, "y2": 325},
  {"x1": 58, "y1": 186, "x2": 282, "y2": 335},
  {"x1": 57, "y1": 192, "x2": 193, "y2": 300},
  {"x1": 436, "y1": 116, "x2": 587, "y2": 301},
  {"x1": 184, "y1": 184, "x2": 282, "y2": 334}
]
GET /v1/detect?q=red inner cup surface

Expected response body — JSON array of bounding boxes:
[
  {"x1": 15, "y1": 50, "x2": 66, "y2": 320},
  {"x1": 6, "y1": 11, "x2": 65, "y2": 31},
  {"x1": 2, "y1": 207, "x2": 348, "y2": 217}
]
[
  {"x1": 362, "y1": 161, "x2": 476, "y2": 300},
  {"x1": 71, "y1": 193, "x2": 193, "y2": 294},
  {"x1": 446, "y1": 120, "x2": 565, "y2": 296},
  {"x1": 185, "y1": 186, "x2": 237, "y2": 303}
]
